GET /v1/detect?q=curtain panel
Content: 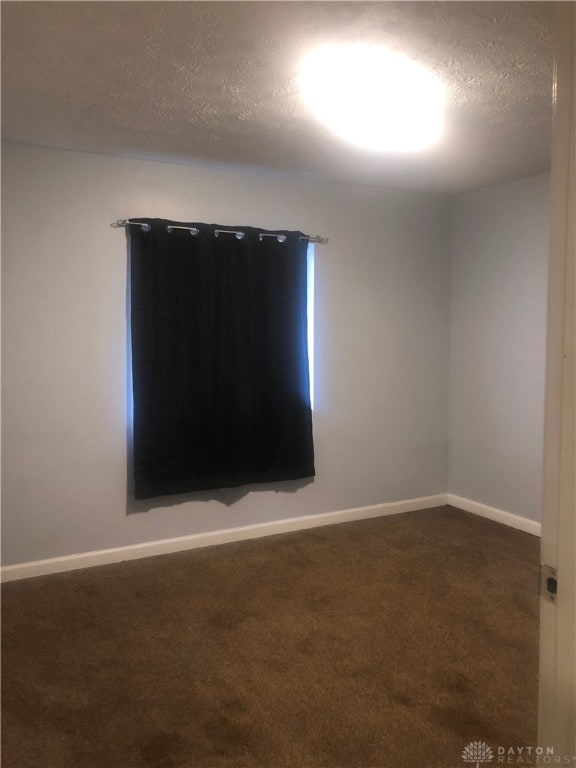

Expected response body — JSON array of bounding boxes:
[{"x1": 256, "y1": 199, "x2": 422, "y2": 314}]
[{"x1": 129, "y1": 219, "x2": 315, "y2": 499}]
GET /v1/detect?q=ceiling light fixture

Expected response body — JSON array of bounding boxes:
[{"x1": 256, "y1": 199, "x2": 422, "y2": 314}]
[{"x1": 298, "y1": 44, "x2": 446, "y2": 153}]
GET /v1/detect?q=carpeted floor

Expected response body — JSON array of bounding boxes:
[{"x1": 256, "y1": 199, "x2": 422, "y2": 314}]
[{"x1": 2, "y1": 505, "x2": 540, "y2": 768}]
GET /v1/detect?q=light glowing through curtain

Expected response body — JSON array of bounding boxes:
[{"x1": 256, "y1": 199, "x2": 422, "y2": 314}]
[{"x1": 307, "y1": 243, "x2": 315, "y2": 410}]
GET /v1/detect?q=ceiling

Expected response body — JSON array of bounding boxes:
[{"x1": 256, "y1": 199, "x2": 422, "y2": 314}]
[{"x1": 1, "y1": 1, "x2": 554, "y2": 193}]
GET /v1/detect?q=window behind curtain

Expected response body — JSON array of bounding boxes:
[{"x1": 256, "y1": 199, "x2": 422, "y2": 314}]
[
  {"x1": 128, "y1": 219, "x2": 315, "y2": 500},
  {"x1": 307, "y1": 242, "x2": 315, "y2": 410}
]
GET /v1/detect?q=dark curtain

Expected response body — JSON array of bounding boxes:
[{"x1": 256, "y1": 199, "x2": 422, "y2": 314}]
[{"x1": 129, "y1": 218, "x2": 315, "y2": 499}]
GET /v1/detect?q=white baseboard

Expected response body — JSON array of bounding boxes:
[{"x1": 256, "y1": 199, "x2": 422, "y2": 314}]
[
  {"x1": 1, "y1": 493, "x2": 447, "y2": 583},
  {"x1": 446, "y1": 493, "x2": 542, "y2": 537},
  {"x1": 1, "y1": 492, "x2": 541, "y2": 583}
]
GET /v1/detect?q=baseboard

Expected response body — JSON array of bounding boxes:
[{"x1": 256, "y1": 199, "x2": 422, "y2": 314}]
[
  {"x1": 1, "y1": 492, "x2": 541, "y2": 583},
  {"x1": 1, "y1": 493, "x2": 447, "y2": 582},
  {"x1": 446, "y1": 493, "x2": 542, "y2": 537}
]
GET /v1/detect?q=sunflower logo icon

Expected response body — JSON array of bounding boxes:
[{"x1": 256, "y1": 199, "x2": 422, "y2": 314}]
[{"x1": 462, "y1": 741, "x2": 494, "y2": 768}]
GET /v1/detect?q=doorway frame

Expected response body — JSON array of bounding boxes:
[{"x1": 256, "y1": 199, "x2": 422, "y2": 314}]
[{"x1": 538, "y1": 1, "x2": 575, "y2": 755}]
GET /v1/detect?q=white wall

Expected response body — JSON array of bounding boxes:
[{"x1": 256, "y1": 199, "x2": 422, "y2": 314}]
[
  {"x1": 1, "y1": 142, "x2": 451, "y2": 565},
  {"x1": 449, "y1": 173, "x2": 550, "y2": 522}
]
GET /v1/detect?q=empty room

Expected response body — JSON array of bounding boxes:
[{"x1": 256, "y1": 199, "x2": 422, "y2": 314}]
[{"x1": 2, "y1": 2, "x2": 575, "y2": 767}]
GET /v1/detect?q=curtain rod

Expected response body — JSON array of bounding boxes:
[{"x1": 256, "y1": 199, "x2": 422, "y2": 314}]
[{"x1": 110, "y1": 219, "x2": 328, "y2": 244}]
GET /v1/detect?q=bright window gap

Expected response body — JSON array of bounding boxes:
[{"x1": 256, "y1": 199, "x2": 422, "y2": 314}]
[{"x1": 307, "y1": 243, "x2": 315, "y2": 410}]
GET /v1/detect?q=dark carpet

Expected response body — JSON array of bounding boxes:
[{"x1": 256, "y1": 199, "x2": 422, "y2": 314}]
[{"x1": 2, "y1": 505, "x2": 540, "y2": 768}]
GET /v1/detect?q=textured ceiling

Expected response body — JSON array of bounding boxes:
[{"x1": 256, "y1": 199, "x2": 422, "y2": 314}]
[{"x1": 1, "y1": 1, "x2": 553, "y2": 192}]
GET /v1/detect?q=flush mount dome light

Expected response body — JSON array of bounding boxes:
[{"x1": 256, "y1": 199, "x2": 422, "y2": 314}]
[{"x1": 298, "y1": 44, "x2": 446, "y2": 152}]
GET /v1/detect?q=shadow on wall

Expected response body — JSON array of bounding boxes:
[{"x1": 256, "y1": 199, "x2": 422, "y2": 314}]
[{"x1": 126, "y1": 476, "x2": 314, "y2": 515}]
